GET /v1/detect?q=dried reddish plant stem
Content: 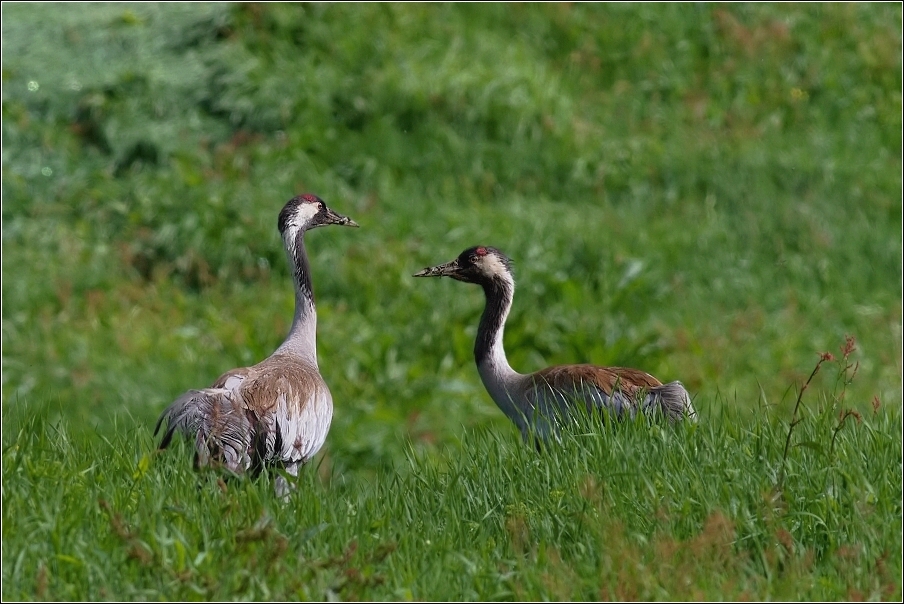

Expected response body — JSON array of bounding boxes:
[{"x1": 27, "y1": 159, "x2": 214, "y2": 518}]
[
  {"x1": 777, "y1": 352, "x2": 832, "y2": 491},
  {"x1": 778, "y1": 335, "x2": 860, "y2": 491}
]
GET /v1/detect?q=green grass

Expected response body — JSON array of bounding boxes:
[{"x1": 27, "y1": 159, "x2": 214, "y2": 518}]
[
  {"x1": 2, "y1": 2, "x2": 901, "y2": 600},
  {"x1": 3, "y1": 356, "x2": 901, "y2": 600}
]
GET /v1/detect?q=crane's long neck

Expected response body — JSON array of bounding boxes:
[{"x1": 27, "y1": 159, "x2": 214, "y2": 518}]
[
  {"x1": 275, "y1": 229, "x2": 318, "y2": 364},
  {"x1": 475, "y1": 274, "x2": 527, "y2": 426}
]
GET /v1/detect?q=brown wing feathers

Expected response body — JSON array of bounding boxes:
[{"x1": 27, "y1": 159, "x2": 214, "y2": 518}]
[
  {"x1": 155, "y1": 355, "x2": 324, "y2": 471},
  {"x1": 532, "y1": 364, "x2": 662, "y2": 397},
  {"x1": 231, "y1": 356, "x2": 323, "y2": 415},
  {"x1": 528, "y1": 363, "x2": 694, "y2": 422}
]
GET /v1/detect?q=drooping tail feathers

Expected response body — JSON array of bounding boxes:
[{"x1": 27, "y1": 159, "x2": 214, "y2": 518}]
[
  {"x1": 644, "y1": 380, "x2": 697, "y2": 422},
  {"x1": 154, "y1": 388, "x2": 254, "y2": 473}
]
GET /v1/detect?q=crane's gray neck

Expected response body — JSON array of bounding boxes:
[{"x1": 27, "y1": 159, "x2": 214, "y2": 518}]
[
  {"x1": 475, "y1": 274, "x2": 526, "y2": 427},
  {"x1": 275, "y1": 229, "x2": 318, "y2": 364}
]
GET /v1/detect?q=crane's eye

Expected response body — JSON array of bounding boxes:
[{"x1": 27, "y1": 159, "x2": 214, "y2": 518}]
[
  {"x1": 318, "y1": 202, "x2": 324, "y2": 211},
  {"x1": 468, "y1": 255, "x2": 478, "y2": 264}
]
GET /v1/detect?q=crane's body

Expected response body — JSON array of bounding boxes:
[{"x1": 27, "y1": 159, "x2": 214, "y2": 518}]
[
  {"x1": 415, "y1": 245, "x2": 696, "y2": 442},
  {"x1": 156, "y1": 194, "x2": 357, "y2": 495}
]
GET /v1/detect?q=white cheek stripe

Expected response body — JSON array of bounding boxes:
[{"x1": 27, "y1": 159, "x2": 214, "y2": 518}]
[
  {"x1": 282, "y1": 203, "x2": 320, "y2": 248},
  {"x1": 294, "y1": 203, "x2": 319, "y2": 227},
  {"x1": 284, "y1": 203, "x2": 320, "y2": 233},
  {"x1": 482, "y1": 255, "x2": 508, "y2": 278}
]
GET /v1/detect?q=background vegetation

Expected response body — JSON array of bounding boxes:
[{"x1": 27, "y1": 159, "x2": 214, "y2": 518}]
[{"x1": 2, "y1": 2, "x2": 901, "y2": 600}]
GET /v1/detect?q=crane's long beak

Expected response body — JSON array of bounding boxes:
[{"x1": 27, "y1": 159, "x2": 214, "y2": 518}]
[
  {"x1": 413, "y1": 258, "x2": 459, "y2": 278},
  {"x1": 325, "y1": 207, "x2": 359, "y2": 227}
]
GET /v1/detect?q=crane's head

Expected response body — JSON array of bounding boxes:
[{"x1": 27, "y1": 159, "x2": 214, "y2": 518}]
[
  {"x1": 278, "y1": 193, "x2": 358, "y2": 236},
  {"x1": 413, "y1": 246, "x2": 513, "y2": 286}
]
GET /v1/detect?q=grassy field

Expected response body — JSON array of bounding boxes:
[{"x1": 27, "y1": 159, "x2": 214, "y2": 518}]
[{"x1": 2, "y1": 2, "x2": 901, "y2": 600}]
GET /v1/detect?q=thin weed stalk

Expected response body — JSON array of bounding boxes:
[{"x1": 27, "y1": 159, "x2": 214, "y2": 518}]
[{"x1": 776, "y1": 335, "x2": 860, "y2": 492}]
